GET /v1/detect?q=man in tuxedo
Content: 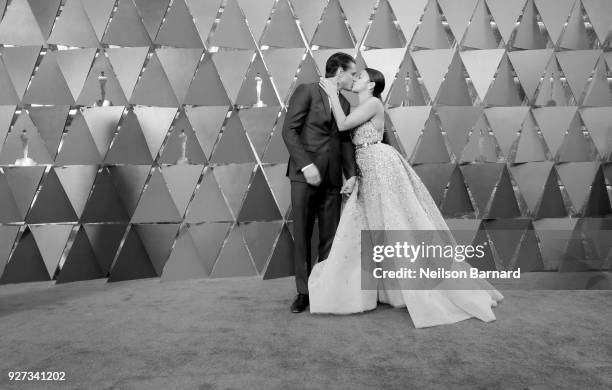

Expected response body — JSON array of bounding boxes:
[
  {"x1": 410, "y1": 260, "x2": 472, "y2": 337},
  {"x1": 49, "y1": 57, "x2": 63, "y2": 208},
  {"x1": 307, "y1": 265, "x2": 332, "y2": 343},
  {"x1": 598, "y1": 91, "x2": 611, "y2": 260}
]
[{"x1": 282, "y1": 52, "x2": 358, "y2": 313}]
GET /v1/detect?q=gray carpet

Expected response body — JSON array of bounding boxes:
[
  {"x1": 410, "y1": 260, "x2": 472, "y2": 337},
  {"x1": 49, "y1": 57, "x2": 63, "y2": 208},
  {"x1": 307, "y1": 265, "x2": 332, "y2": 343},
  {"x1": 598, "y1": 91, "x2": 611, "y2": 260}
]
[{"x1": 1, "y1": 276, "x2": 611, "y2": 390}]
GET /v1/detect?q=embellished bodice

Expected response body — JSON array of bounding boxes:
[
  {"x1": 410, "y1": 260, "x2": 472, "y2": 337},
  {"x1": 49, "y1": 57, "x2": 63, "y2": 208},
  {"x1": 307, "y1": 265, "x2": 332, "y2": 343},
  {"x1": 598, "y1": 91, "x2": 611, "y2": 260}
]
[{"x1": 351, "y1": 119, "x2": 383, "y2": 146}]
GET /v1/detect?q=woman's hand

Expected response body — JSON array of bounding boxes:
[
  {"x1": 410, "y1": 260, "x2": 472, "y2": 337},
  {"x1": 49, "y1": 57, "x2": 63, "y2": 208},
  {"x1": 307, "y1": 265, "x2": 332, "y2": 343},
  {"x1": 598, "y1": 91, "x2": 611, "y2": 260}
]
[{"x1": 319, "y1": 77, "x2": 338, "y2": 97}]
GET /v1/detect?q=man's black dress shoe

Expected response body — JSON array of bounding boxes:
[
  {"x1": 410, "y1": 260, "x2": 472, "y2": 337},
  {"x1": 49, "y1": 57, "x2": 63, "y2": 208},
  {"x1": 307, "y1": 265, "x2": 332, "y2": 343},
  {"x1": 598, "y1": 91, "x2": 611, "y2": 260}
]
[{"x1": 290, "y1": 294, "x2": 309, "y2": 313}]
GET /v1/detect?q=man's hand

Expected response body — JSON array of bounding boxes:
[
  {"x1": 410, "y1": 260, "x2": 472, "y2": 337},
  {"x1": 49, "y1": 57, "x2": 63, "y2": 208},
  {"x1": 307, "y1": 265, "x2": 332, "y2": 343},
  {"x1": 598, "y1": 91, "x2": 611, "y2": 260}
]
[
  {"x1": 302, "y1": 164, "x2": 322, "y2": 186},
  {"x1": 340, "y1": 176, "x2": 357, "y2": 195}
]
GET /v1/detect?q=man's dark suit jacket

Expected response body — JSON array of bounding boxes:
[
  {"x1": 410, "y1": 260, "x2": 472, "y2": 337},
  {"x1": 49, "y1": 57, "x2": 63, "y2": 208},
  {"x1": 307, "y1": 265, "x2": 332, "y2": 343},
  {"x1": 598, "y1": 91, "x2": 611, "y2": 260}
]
[{"x1": 282, "y1": 82, "x2": 357, "y2": 187}]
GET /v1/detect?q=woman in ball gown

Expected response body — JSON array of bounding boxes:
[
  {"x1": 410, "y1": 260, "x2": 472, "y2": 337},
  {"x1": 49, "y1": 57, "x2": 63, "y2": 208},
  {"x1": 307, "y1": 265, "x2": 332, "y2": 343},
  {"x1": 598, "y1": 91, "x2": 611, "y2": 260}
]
[{"x1": 307, "y1": 68, "x2": 504, "y2": 328}]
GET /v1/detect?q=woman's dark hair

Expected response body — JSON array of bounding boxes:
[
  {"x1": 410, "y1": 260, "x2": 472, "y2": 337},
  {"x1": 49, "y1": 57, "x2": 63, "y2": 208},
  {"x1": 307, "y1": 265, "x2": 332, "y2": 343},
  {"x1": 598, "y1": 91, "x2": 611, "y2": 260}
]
[
  {"x1": 325, "y1": 52, "x2": 356, "y2": 77},
  {"x1": 365, "y1": 68, "x2": 385, "y2": 100}
]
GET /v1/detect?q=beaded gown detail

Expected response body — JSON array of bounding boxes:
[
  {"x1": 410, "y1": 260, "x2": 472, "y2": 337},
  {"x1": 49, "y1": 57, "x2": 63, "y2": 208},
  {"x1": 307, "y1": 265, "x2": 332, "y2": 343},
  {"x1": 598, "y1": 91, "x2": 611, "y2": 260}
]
[{"x1": 307, "y1": 120, "x2": 504, "y2": 328}]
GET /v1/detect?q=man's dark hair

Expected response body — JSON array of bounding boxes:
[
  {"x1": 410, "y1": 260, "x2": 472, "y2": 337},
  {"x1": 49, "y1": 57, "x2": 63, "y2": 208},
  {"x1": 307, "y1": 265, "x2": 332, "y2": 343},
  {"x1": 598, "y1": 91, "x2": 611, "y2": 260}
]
[{"x1": 325, "y1": 52, "x2": 356, "y2": 78}]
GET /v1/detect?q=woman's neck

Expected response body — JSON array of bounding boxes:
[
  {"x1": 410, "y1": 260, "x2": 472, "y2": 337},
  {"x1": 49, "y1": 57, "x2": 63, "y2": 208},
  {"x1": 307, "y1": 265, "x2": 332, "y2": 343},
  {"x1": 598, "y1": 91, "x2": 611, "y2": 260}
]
[{"x1": 358, "y1": 91, "x2": 373, "y2": 104}]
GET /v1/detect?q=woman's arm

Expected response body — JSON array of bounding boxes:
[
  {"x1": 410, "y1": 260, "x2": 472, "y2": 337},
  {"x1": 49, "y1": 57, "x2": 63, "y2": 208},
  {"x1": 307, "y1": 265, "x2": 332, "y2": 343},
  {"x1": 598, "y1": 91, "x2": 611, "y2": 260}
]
[
  {"x1": 329, "y1": 93, "x2": 379, "y2": 131},
  {"x1": 320, "y1": 78, "x2": 380, "y2": 131}
]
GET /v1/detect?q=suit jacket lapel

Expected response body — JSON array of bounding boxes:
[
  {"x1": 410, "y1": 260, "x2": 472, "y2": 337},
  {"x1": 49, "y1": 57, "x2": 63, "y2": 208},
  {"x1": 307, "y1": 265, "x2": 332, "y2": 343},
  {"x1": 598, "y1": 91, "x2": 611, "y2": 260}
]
[{"x1": 317, "y1": 85, "x2": 331, "y2": 119}]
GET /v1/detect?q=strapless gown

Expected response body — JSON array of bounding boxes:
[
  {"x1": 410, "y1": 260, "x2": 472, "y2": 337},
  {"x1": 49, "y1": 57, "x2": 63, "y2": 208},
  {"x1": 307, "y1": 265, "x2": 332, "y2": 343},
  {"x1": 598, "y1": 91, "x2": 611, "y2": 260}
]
[{"x1": 307, "y1": 120, "x2": 504, "y2": 328}]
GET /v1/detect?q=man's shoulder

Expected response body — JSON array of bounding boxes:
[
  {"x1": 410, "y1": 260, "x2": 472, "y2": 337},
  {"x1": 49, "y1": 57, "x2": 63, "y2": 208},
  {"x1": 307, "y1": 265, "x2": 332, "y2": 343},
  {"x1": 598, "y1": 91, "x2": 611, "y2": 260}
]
[
  {"x1": 295, "y1": 82, "x2": 317, "y2": 92},
  {"x1": 292, "y1": 82, "x2": 322, "y2": 102}
]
